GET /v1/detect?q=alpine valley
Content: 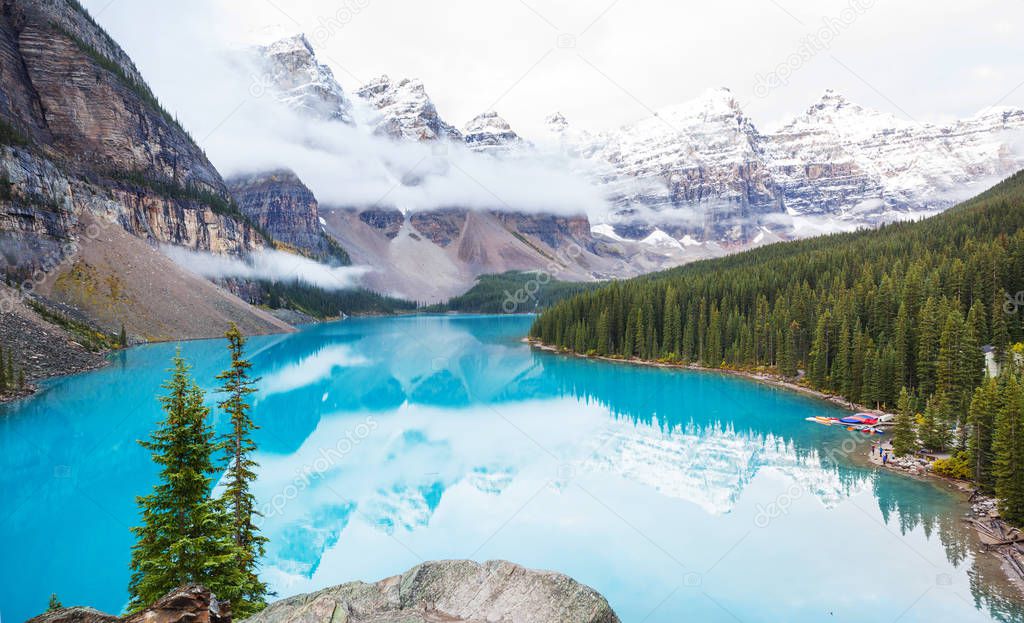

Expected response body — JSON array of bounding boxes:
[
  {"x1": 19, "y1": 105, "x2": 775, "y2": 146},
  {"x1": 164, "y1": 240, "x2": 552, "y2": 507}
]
[
  {"x1": 6, "y1": 3, "x2": 1024, "y2": 623},
  {"x1": 1, "y1": 3, "x2": 1024, "y2": 380}
]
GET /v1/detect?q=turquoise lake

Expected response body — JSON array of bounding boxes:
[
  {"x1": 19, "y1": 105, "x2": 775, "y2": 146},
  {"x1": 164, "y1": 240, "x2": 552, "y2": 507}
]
[{"x1": 2, "y1": 315, "x2": 1022, "y2": 622}]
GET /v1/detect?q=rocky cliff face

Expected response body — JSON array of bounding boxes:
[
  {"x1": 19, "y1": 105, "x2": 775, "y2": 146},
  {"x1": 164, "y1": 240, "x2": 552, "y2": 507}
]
[
  {"x1": 228, "y1": 170, "x2": 347, "y2": 262},
  {"x1": 242, "y1": 560, "x2": 620, "y2": 623},
  {"x1": 0, "y1": 0, "x2": 288, "y2": 364},
  {"x1": 0, "y1": 0, "x2": 265, "y2": 265}
]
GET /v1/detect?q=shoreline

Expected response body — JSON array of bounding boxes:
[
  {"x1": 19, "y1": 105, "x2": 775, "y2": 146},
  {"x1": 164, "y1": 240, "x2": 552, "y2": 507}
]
[
  {"x1": 523, "y1": 337, "x2": 891, "y2": 416},
  {"x1": 0, "y1": 320, "x2": 306, "y2": 406},
  {"x1": 525, "y1": 336, "x2": 1024, "y2": 597}
]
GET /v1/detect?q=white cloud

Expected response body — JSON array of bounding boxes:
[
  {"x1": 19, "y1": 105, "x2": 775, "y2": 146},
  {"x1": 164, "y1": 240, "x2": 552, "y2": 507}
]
[{"x1": 162, "y1": 246, "x2": 370, "y2": 290}]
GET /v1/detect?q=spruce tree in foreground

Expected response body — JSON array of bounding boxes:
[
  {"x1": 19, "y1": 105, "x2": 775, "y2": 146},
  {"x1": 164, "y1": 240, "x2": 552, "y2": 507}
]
[
  {"x1": 128, "y1": 353, "x2": 243, "y2": 611},
  {"x1": 216, "y1": 324, "x2": 268, "y2": 616}
]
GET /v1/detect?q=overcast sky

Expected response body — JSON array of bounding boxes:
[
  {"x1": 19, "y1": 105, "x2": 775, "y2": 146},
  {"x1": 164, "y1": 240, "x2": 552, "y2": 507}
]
[{"x1": 82, "y1": 0, "x2": 1024, "y2": 139}]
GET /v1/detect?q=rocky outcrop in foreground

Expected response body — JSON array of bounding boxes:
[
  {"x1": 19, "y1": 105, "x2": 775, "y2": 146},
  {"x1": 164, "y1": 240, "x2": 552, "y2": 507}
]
[
  {"x1": 27, "y1": 562, "x2": 618, "y2": 623},
  {"x1": 28, "y1": 585, "x2": 229, "y2": 623},
  {"x1": 243, "y1": 560, "x2": 620, "y2": 623}
]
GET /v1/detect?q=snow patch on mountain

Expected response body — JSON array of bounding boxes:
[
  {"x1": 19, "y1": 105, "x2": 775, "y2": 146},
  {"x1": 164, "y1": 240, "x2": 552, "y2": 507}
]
[{"x1": 641, "y1": 229, "x2": 684, "y2": 251}]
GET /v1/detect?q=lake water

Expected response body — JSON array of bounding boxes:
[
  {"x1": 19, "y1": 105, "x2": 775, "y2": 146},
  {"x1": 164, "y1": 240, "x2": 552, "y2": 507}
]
[{"x1": 1, "y1": 315, "x2": 1022, "y2": 622}]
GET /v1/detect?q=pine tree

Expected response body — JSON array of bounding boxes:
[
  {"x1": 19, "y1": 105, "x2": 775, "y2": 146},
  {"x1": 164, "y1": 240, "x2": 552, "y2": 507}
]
[
  {"x1": 991, "y1": 288, "x2": 1011, "y2": 360},
  {"x1": 128, "y1": 353, "x2": 244, "y2": 611},
  {"x1": 894, "y1": 302, "x2": 915, "y2": 388},
  {"x1": 779, "y1": 321, "x2": 798, "y2": 377},
  {"x1": 809, "y1": 311, "x2": 831, "y2": 388},
  {"x1": 892, "y1": 387, "x2": 918, "y2": 457},
  {"x1": 623, "y1": 308, "x2": 637, "y2": 357},
  {"x1": 216, "y1": 325, "x2": 269, "y2": 616},
  {"x1": 119, "y1": 324, "x2": 128, "y2": 348},
  {"x1": 47, "y1": 594, "x2": 62, "y2": 611},
  {"x1": 920, "y1": 392, "x2": 952, "y2": 452},
  {"x1": 707, "y1": 303, "x2": 722, "y2": 366},
  {"x1": 968, "y1": 377, "x2": 1000, "y2": 491},
  {"x1": 935, "y1": 310, "x2": 964, "y2": 406},
  {"x1": 993, "y1": 376, "x2": 1024, "y2": 524},
  {"x1": 917, "y1": 297, "x2": 940, "y2": 395},
  {"x1": 596, "y1": 310, "x2": 610, "y2": 356}
]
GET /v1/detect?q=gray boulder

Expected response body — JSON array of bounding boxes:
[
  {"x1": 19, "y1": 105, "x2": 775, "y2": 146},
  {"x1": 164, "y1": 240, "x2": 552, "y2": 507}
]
[{"x1": 241, "y1": 560, "x2": 620, "y2": 623}]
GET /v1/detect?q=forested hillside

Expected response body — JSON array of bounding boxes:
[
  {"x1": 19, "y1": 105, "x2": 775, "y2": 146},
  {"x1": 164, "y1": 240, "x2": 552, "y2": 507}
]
[
  {"x1": 428, "y1": 272, "x2": 598, "y2": 314},
  {"x1": 532, "y1": 172, "x2": 1024, "y2": 515}
]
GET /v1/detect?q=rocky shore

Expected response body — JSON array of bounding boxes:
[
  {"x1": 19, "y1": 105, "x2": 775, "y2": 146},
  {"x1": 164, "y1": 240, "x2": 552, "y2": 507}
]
[
  {"x1": 865, "y1": 437, "x2": 1024, "y2": 595},
  {"x1": 0, "y1": 287, "x2": 110, "y2": 405},
  {"x1": 28, "y1": 560, "x2": 620, "y2": 623}
]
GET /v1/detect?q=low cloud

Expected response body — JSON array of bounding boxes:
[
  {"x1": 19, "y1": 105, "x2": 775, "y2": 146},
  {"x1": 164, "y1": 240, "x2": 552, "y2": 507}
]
[{"x1": 162, "y1": 246, "x2": 369, "y2": 290}]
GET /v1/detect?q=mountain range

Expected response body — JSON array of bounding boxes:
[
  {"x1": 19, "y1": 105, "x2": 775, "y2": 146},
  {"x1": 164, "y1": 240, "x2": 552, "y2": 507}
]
[
  {"x1": 1, "y1": 4, "x2": 1023, "y2": 378},
  {"x1": 240, "y1": 33, "x2": 1024, "y2": 299}
]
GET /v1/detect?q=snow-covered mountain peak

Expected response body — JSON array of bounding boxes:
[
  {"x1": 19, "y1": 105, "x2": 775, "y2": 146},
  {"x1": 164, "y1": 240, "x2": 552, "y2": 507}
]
[
  {"x1": 545, "y1": 112, "x2": 569, "y2": 133},
  {"x1": 814, "y1": 88, "x2": 852, "y2": 109},
  {"x1": 792, "y1": 90, "x2": 908, "y2": 136},
  {"x1": 263, "y1": 33, "x2": 315, "y2": 56},
  {"x1": 652, "y1": 87, "x2": 748, "y2": 128},
  {"x1": 465, "y1": 111, "x2": 512, "y2": 133},
  {"x1": 463, "y1": 111, "x2": 524, "y2": 153},
  {"x1": 255, "y1": 34, "x2": 355, "y2": 124},
  {"x1": 354, "y1": 74, "x2": 462, "y2": 142},
  {"x1": 701, "y1": 86, "x2": 742, "y2": 110}
]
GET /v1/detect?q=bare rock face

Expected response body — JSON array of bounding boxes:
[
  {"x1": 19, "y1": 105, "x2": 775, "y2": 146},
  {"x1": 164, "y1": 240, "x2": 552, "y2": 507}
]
[
  {"x1": 27, "y1": 586, "x2": 230, "y2": 623},
  {"x1": 0, "y1": 0, "x2": 265, "y2": 263},
  {"x1": 123, "y1": 585, "x2": 231, "y2": 623},
  {"x1": 241, "y1": 560, "x2": 620, "y2": 623},
  {"x1": 494, "y1": 211, "x2": 593, "y2": 251},
  {"x1": 4, "y1": 0, "x2": 222, "y2": 192},
  {"x1": 0, "y1": 0, "x2": 286, "y2": 371},
  {"x1": 228, "y1": 169, "x2": 347, "y2": 262},
  {"x1": 410, "y1": 208, "x2": 467, "y2": 247},
  {"x1": 357, "y1": 206, "x2": 405, "y2": 239},
  {"x1": 25, "y1": 607, "x2": 120, "y2": 623}
]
